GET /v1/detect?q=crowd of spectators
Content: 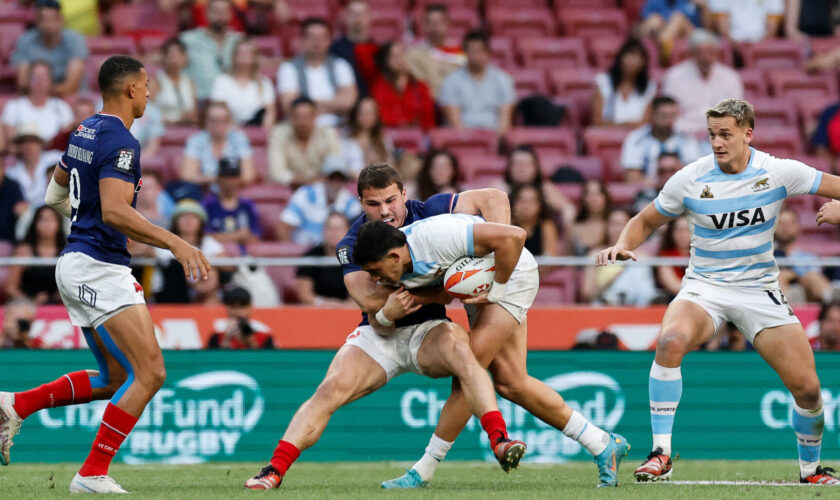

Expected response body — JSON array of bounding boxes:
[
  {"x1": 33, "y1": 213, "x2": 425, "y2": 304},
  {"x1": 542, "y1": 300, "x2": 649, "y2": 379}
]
[{"x1": 0, "y1": 0, "x2": 840, "y2": 329}]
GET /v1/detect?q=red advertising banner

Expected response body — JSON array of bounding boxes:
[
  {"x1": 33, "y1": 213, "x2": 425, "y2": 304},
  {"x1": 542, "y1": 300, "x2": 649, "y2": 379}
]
[{"x1": 3, "y1": 304, "x2": 823, "y2": 350}]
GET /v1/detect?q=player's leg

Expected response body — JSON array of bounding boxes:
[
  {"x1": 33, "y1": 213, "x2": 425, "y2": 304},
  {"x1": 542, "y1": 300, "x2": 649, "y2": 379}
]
[
  {"x1": 414, "y1": 320, "x2": 526, "y2": 473},
  {"x1": 635, "y1": 298, "x2": 716, "y2": 482},
  {"x1": 0, "y1": 328, "x2": 125, "y2": 466},
  {"x1": 71, "y1": 304, "x2": 165, "y2": 493},
  {"x1": 753, "y1": 323, "x2": 839, "y2": 485},
  {"x1": 245, "y1": 343, "x2": 388, "y2": 489}
]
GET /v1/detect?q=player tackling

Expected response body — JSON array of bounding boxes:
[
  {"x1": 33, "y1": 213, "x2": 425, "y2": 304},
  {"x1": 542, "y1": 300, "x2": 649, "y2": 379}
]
[
  {"x1": 0, "y1": 55, "x2": 210, "y2": 493},
  {"x1": 597, "y1": 98, "x2": 840, "y2": 485}
]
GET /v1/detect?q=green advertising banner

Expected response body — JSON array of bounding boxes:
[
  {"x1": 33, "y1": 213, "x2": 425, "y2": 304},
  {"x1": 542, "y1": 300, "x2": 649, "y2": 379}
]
[{"x1": 3, "y1": 350, "x2": 839, "y2": 464}]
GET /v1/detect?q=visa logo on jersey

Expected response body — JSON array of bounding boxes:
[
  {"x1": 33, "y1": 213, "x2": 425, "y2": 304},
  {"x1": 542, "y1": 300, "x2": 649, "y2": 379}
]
[{"x1": 708, "y1": 207, "x2": 766, "y2": 229}]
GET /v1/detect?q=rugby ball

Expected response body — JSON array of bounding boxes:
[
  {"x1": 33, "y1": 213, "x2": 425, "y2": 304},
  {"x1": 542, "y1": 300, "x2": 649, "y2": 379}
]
[{"x1": 444, "y1": 256, "x2": 496, "y2": 299}]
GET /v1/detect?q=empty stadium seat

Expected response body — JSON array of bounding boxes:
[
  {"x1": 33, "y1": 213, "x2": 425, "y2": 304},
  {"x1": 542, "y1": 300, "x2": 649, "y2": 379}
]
[
  {"x1": 583, "y1": 127, "x2": 631, "y2": 181},
  {"x1": 245, "y1": 127, "x2": 269, "y2": 147},
  {"x1": 510, "y1": 68, "x2": 548, "y2": 98},
  {"x1": 490, "y1": 37, "x2": 515, "y2": 68},
  {"x1": 160, "y1": 126, "x2": 199, "y2": 147},
  {"x1": 739, "y1": 40, "x2": 806, "y2": 70},
  {"x1": 0, "y1": 22, "x2": 24, "y2": 62},
  {"x1": 750, "y1": 126, "x2": 804, "y2": 158},
  {"x1": 535, "y1": 268, "x2": 579, "y2": 303},
  {"x1": 768, "y1": 70, "x2": 839, "y2": 101},
  {"x1": 87, "y1": 36, "x2": 138, "y2": 56},
  {"x1": 487, "y1": 7, "x2": 558, "y2": 39},
  {"x1": 253, "y1": 203, "x2": 285, "y2": 241},
  {"x1": 557, "y1": 8, "x2": 629, "y2": 42},
  {"x1": 458, "y1": 154, "x2": 506, "y2": 182},
  {"x1": 506, "y1": 127, "x2": 577, "y2": 157},
  {"x1": 221, "y1": 242, "x2": 242, "y2": 257},
  {"x1": 140, "y1": 155, "x2": 172, "y2": 184},
  {"x1": 108, "y1": 4, "x2": 178, "y2": 38},
  {"x1": 738, "y1": 68, "x2": 768, "y2": 99},
  {"x1": 607, "y1": 182, "x2": 638, "y2": 207},
  {"x1": 751, "y1": 97, "x2": 798, "y2": 127},
  {"x1": 385, "y1": 128, "x2": 426, "y2": 153},
  {"x1": 809, "y1": 37, "x2": 840, "y2": 57},
  {"x1": 517, "y1": 37, "x2": 588, "y2": 70},
  {"x1": 556, "y1": 182, "x2": 583, "y2": 203},
  {"x1": 549, "y1": 67, "x2": 598, "y2": 122},
  {"x1": 800, "y1": 156, "x2": 832, "y2": 173},
  {"x1": 428, "y1": 128, "x2": 498, "y2": 157},
  {"x1": 240, "y1": 184, "x2": 293, "y2": 204},
  {"x1": 252, "y1": 146, "x2": 270, "y2": 182},
  {"x1": 539, "y1": 155, "x2": 603, "y2": 180},
  {"x1": 487, "y1": 0, "x2": 551, "y2": 7},
  {"x1": 252, "y1": 36, "x2": 283, "y2": 59},
  {"x1": 368, "y1": 7, "x2": 406, "y2": 43},
  {"x1": 414, "y1": 0, "x2": 480, "y2": 11},
  {"x1": 797, "y1": 95, "x2": 837, "y2": 135},
  {"x1": 83, "y1": 55, "x2": 111, "y2": 90},
  {"x1": 247, "y1": 241, "x2": 307, "y2": 256}
]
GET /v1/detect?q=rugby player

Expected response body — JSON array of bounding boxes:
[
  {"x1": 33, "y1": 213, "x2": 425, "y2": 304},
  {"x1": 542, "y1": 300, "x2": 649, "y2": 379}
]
[
  {"x1": 597, "y1": 98, "x2": 840, "y2": 485},
  {"x1": 0, "y1": 55, "x2": 210, "y2": 493}
]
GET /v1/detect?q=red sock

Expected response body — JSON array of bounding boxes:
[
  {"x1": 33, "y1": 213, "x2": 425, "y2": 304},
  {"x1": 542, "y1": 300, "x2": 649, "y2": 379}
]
[
  {"x1": 480, "y1": 411, "x2": 509, "y2": 447},
  {"x1": 13, "y1": 371, "x2": 93, "y2": 420},
  {"x1": 270, "y1": 440, "x2": 300, "y2": 476},
  {"x1": 78, "y1": 403, "x2": 138, "y2": 477}
]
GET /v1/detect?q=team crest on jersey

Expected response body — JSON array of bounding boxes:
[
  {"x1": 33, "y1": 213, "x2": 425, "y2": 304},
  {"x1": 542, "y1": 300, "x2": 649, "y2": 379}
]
[
  {"x1": 337, "y1": 246, "x2": 350, "y2": 265},
  {"x1": 752, "y1": 178, "x2": 770, "y2": 192},
  {"x1": 700, "y1": 185, "x2": 714, "y2": 199},
  {"x1": 116, "y1": 149, "x2": 134, "y2": 172}
]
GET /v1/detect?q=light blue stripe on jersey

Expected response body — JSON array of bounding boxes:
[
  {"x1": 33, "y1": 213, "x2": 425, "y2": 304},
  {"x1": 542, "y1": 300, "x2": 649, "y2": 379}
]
[
  {"x1": 694, "y1": 241, "x2": 772, "y2": 259},
  {"x1": 403, "y1": 244, "x2": 436, "y2": 282},
  {"x1": 810, "y1": 171, "x2": 824, "y2": 194},
  {"x1": 654, "y1": 198, "x2": 680, "y2": 218},
  {"x1": 694, "y1": 149, "x2": 763, "y2": 182},
  {"x1": 693, "y1": 260, "x2": 775, "y2": 274},
  {"x1": 466, "y1": 222, "x2": 474, "y2": 256},
  {"x1": 683, "y1": 186, "x2": 786, "y2": 215},
  {"x1": 650, "y1": 378, "x2": 681, "y2": 402},
  {"x1": 693, "y1": 216, "x2": 776, "y2": 239}
]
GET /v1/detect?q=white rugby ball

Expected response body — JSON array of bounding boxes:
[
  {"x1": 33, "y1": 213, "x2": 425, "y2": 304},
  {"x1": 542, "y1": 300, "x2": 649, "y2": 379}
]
[{"x1": 444, "y1": 256, "x2": 496, "y2": 299}]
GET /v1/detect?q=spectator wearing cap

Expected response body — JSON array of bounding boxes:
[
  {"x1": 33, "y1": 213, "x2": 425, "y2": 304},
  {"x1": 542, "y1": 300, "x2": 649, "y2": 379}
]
[
  {"x1": 202, "y1": 158, "x2": 262, "y2": 251},
  {"x1": 1, "y1": 61, "x2": 73, "y2": 151},
  {"x1": 154, "y1": 200, "x2": 225, "y2": 304},
  {"x1": 6, "y1": 125, "x2": 63, "y2": 207},
  {"x1": 330, "y1": 0, "x2": 378, "y2": 97},
  {"x1": 0, "y1": 161, "x2": 26, "y2": 244},
  {"x1": 207, "y1": 287, "x2": 275, "y2": 349},
  {"x1": 295, "y1": 212, "x2": 353, "y2": 305},
  {"x1": 812, "y1": 301, "x2": 840, "y2": 352},
  {"x1": 10, "y1": 0, "x2": 88, "y2": 97},
  {"x1": 277, "y1": 156, "x2": 362, "y2": 246},
  {"x1": 152, "y1": 37, "x2": 199, "y2": 126},
  {"x1": 439, "y1": 30, "x2": 515, "y2": 135},
  {"x1": 268, "y1": 96, "x2": 343, "y2": 186},
  {"x1": 621, "y1": 96, "x2": 699, "y2": 184},
  {"x1": 406, "y1": 4, "x2": 466, "y2": 98},
  {"x1": 661, "y1": 29, "x2": 742, "y2": 134},
  {"x1": 181, "y1": 101, "x2": 255, "y2": 186},
  {"x1": 277, "y1": 17, "x2": 358, "y2": 128},
  {"x1": 180, "y1": 0, "x2": 243, "y2": 100}
]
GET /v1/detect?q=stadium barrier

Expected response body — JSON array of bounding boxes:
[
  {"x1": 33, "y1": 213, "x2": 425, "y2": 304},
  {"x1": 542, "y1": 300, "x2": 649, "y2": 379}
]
[{"x1": 3, "y1": 350, "x2": 839, "y2": 464}]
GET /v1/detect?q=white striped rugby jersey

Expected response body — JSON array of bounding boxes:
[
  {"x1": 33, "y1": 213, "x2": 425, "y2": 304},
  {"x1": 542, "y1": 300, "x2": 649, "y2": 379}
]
[{"x1": 654, "y1": 148, "x2": 822, "y2": 288}]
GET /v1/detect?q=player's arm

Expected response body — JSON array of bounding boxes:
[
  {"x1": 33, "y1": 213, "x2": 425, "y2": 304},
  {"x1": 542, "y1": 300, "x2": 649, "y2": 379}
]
[
  {"x1": 815, "y1": 173, "x2": 840, "y2": 225},
  {"x1": 471, "y1": 222, "x2": 526, "y2": 285},
  {"x1": 45, "y1": 167, "x2": 72, "y2": 218},
  {"x1": 344, "y1": 271, "x2": 420, "y2": 331},
  {"x1": 452, "y1": 188, "x2": 511, "y2": 224},
  {"x1": 596, "y1": 202, "x2": 672, "y2": 265},
  {"x1": 100, "y1": 177, "x2": 211, "y2": 280}
]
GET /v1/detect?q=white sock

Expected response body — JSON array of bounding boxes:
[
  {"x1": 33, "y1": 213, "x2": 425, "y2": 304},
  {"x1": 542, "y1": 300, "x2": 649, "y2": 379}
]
[
  {"x1": 411, "y1": 434, "x2": 453, "y2": 481},
  {"x1": 562, "y1": 410, "x2": 609, "y2": 456}
]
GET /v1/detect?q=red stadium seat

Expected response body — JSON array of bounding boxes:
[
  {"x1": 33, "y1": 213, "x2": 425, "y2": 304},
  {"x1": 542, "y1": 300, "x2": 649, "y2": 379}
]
[
  {"x1": 486, "y1": 7, "x2": 557, "y2": 39},
  {"x1": 368, "y1": 7, "x2": 405, "y2": 43},
  {"x1": 428, "y1": 128, "x2": 498, "y2": 157},
  {"x1": 556, "y1": 182, "x2": 583, "y2": 203},
  {"x1": 240, "y1": 184, "x2": 293, "y2": 205},
  {"x1": 220, "y1": 242, "x2": 242, "y2": 257},
  {"x1": 535, "y1": 268, "x2": 579, "y2": 303},
  {"x1": 140, "y1": 155, "x2": 172, "y2": 184},
  {"x1": 797, "y1": 95, "x2": 837, "y2": 136},
  {"x1": 487, "y1": 0, "x2": 551, "y2": 7},
  {"x1": 739, "y1": 40, "x2": 806, "y2": 70},
  {"x1": 517, "y1": 37, "x2": 587, "y2": 70},
  {"x1": 510, "y1": 68, "x2": 548, "y2": 98},
  {"x1": 365, "y1": 0, "x2": 409, "y2": 10},
  {"x1": 83, "y1": 55, "x2": 111, "y2": 90},
  {"x1": 809, "y1": 37, "x2": 840, "y2": 57},
  {"x1": 247, "y1": 241, "x2": 307, "y2": 256},
  {"x1": 750, "y1": 126, "x2": 804, "y2": 158},
  {"x1": 768, "y1": 70, "x2": 839, "y2": 101},
  {"x1": 588, "y1": 36, "x2": 659, "y2": 71},
  {"x1": 245, "y1": 127, "x2": 269, "y2": 147},
  {"x1": 252, "y1": 36, "x2": 283, "y2": 59},
  {"x1": 549, "y1": 67, "x2": 599, "y2": 124},
  {"x1": 0, "y1": 22, "x2": 24, "y2": 62},
  {"x1": 458, "y1": 154, "x2": 506, "y2": 182},
  {"x1": 0, "y1": 3, "x2": 33, "y2": 24},
  {"x1": 607, "y1": 182, "x2": 638, "y2": 207},
  {"x1": 669, "y1": 37, "x2": 734, "y2": 67},
  {"x1": 582, "y1": 127, "x2": 631, "y2": 181},
  {"x1": 108, "y1": 4, "x2": 178, "y2": 38},
  {"x1": 160, "y1": 126, "x2": 199, "y2": 147},
  {"x1": 751, "y1": 97, "x2": 798, "y2": 128},
  {"x1": 87, "y1": 36, "x2": 138, "y2": 56},
  {"x1": 539, "y1": 155, "x2": 603, "y2": 180},
  {"x1": 490, "y1": 37, "x2": 515, "y2": 69},
  {"x1": 385, "y1": 128, "x2": 426, "y2": 153},
  {"x1": 415, "y1": 0, "x2": 480, "y2": 11},
  {"x1": 738, "y1": 68, "x2": 768, "y2": 99},
  {"x1": 800, "y1": 155, "x2": 832, "y2": 174},
  {"x1": 138, "y1": 34, "x2": 169, "y2": 59},
  {"x1": 557, "y1": 8, "x2": 628, "y2": 42},
  {"x1": 252, "y1": 146, "x2": 270, "y2": 182},
  {"x1": 253, "y1": 203, "x2": 285, "y2": 241},
  {"x1": 506, "y1": 127, "x2": 576, "y2": 157},
  {"x1": 556, "y1": 0, "x2": 617, "y2": 5}
]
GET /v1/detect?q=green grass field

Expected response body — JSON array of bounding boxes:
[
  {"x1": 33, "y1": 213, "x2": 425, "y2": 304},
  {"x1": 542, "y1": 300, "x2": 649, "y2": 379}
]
[{"x1": 0, "y1": 461, "x2": 833, "y2": 499}]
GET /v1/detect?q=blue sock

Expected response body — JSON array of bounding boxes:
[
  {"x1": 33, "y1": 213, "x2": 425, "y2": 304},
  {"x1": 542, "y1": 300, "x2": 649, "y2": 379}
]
[
  {"x1": 793, "y1": 400, "x2": 823, "y2": 478},
  {"x1": 649, "y1": 361, "x2": 681, "y2": 456}
]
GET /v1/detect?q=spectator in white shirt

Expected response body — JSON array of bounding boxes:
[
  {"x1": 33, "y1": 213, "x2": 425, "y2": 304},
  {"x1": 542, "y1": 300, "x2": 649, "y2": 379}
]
[
  {"x1": 592, "y1": 38, "x2": 657, "y2": 128},
  {"x1": 661, "y1": 29, "x2": 743, "y2": 134},
  {"x1": 152, "y1": 37, "x2": 198, "y2": 126},
  {"x1": 211, "y1": 38, "x2": 276, "y2": 129},
  {"x1": 709, "y1": 0, "x2": 784, "y2": 43},
  {"x1": 277, "y1": 17, "x2": 358, "y2": 128},
  {"x1": 621, "y1": 96, "x2": 700, "y2": 184},
  {"x1": 1, "y1": 61, "x2": 72, "y2": 150},
  {"x1": 5, "y1": 126, "x2": 62, "y2": 207}
]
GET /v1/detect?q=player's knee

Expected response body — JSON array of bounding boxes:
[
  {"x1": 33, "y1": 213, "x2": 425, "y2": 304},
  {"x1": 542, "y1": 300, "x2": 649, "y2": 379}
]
[
  {"x1": 792, "y1": 378, "x2": 822, "y2": 407},
  {"x1": 135, "y1": 359, "x2": 166, "y2": 393},
  {"x1": 314, "y1": 375, "x2": 354, "y2": 408},
  {"x1": 448, "y1": 338, "x2": 476, "y2": 371},
  {"x1": 657, "y1": 330, "x2": 690, "y2": 358}
]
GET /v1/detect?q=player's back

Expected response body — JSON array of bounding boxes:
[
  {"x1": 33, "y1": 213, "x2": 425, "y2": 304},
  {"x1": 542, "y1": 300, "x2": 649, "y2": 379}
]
[{"x1": 60, "y1": 113, "x2": 142, "y2": 267}]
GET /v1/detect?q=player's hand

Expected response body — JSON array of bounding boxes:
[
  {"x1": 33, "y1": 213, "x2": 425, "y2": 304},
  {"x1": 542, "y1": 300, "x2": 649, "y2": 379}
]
[
  {"x1": 382, "y1": 286, "x2": 421, "y2": 321},
  {"x1": 595, "y1": 244, "x2": 637, "y2": 266},
  {"x1": 817, "y1": 200, "x2": 840, "y2": 226},
  {"x1": 172, "y1": 240, "x2": 211, "y2": 281},
  {"x1": 461, "y1": 292, "x2": 490, "y2": 305}
]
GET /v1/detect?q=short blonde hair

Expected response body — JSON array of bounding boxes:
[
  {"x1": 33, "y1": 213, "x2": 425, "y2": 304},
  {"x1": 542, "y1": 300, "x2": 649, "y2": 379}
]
[{"x1": 705, "y1": 98, "x2": 755, "y2": 129}]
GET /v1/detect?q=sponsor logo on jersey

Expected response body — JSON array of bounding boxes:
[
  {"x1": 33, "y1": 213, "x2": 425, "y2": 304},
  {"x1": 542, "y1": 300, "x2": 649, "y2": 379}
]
[
  {"x1": 752, "y1": 178, "x2": 770, "y2": 192},
  {"x1": 75, "y1": 124, "x2": 96, "y2": 140},
  {"x1": 700, "y1": 185, "x2": 714, "y2": 199},
  {"x1": 78, "y1": 284, "x2": 97, "y2": 307},
  {"x1": 709, "y1": 207, "x2": 766, "y2": 229},
  {"x1": 116, "y1": 149, "x2": 134, "y2": 172},
  {"x1": 337, "y1": 246, "x2": 350, "y2": 265}
]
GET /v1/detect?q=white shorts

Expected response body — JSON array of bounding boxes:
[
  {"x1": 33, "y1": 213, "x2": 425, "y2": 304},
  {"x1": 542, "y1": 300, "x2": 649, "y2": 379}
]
[
  {"x1": 343, "y1": 319, "x2": 448, "y2": 380},
  {"x1": 465, "y1": 265, "x2": 539, "y2": 326},
  {"x1": 673, "y1": 279, "x2": 800, "y2": 343},
  {"x1": 56, "y1": 252, "x2": 146, "y2": 328}
]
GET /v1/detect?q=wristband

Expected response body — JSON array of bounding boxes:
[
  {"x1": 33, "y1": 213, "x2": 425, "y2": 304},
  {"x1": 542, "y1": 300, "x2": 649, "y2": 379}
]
[
  {"x1": 486, "y1": 281, "x2": 507, "y2": 303},
  {"x1": 375, "y1": 309, "x2": 394, "y2": 327}
]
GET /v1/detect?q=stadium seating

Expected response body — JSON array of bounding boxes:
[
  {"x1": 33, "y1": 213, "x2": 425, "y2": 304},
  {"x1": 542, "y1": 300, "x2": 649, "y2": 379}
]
[
  {"x1": 107, "y1": 4, "x2": 178, "y2": 39},
  {"x1": 750, "y1": 126, "x2": 805, "y2": 157},
  {"x1": 428, "y1": 128, "x2": 498, "y2": 157},
  {"x1": 517, "y1": 37, "x2": 588, "y2": 70},
  {"x1": 738, "y1": 68, "x2": 768, "y2": 99},
  {"x1": 412, "y1": 6, "x2": 480, "y2": 41},
  {"x1": 510, "y1": 68, "x2": 549, "y2": 98},
  {"x1": 367, "y1": 7, "x2": 405, "y2": 44},
  {"x1": 738, "y1": 40, "x2": 806, "y2": 69},
  {"x1": 751, "y1": 97, "x2": 798, "y2": 128},
  {"x1": 253, "y1": 203, "x2": 285, "y2": 241},
  {"x1": 669, "y1": 37, "x2": 734, "y2": 67},
  {"x1": 539, "y1": 155, "x2": 603, "y2": 180},
  {"x1": 768, "y1": 70, "x2": 839, "y2": 101},
  {"x1": 556, "y1": 8, "x2": 629, "y2": 43},
  {"x1": 385, "y1": 128, "x2": 426, "y2": 153},
  {"x1": 458, "y1": 154, "x2": 506, "y2": 182},
  {"x1": 506, "y1": 127, "x2": 577, "y2": 157},
  {"x1": 582, "y1": 127, "x2": 631, "y2": 181},
  {"x1": 548, "y1": 67, "x2": 599, "y2": 124},
  {"x1": 486, "y1": 7, "x2": 557, "y2": 39}
]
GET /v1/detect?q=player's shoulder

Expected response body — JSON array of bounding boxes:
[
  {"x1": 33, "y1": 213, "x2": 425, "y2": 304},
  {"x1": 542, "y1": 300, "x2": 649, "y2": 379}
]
[
  {"x1": 671, "y1": 154, "x2": 715, "y2": 186},
  {"x1": 755, "y1": 149, "x2": 806, "y2": 170},
  {"x1": 338, "y1": 214, "x2": 367, "y2": 246}
]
